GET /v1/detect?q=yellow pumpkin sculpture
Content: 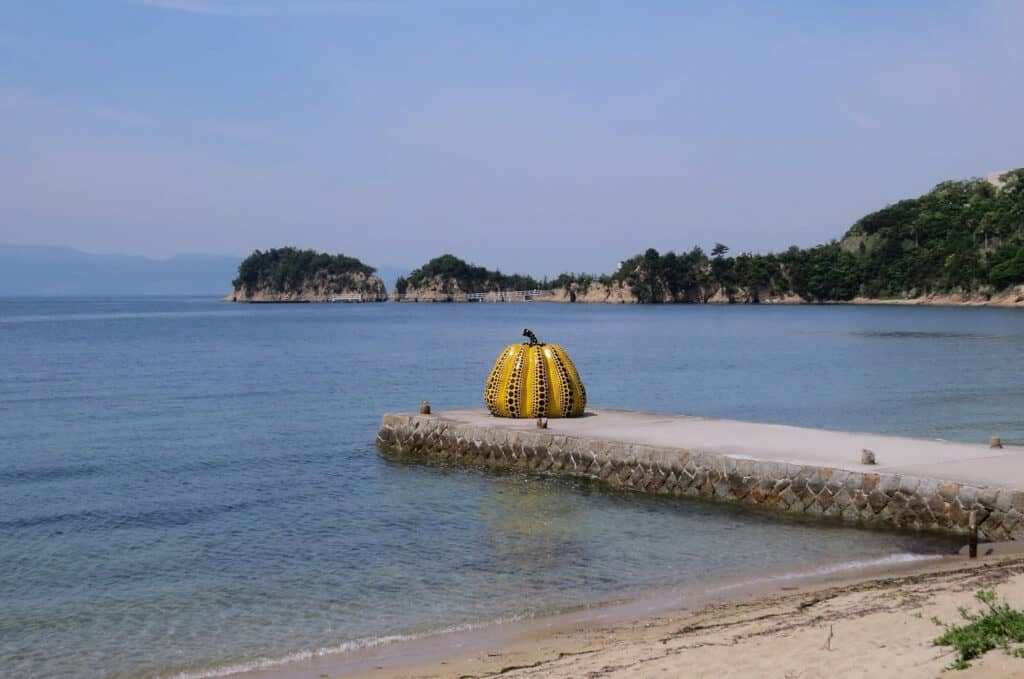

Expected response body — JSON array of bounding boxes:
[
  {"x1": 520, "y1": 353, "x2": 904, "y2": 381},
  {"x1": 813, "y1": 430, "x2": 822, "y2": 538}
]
[{"x1": 484, "y1": 329, "x2": 586, "y2": 418}]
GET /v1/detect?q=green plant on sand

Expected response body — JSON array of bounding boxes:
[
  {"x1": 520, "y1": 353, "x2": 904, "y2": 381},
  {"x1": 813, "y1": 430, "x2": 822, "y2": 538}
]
[{"x1": 933, "y1": 589, "x2": 1024, "y2": 670}]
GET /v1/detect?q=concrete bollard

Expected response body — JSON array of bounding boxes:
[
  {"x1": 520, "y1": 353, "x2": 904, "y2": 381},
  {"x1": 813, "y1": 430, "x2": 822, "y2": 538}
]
[
  {"x1": 861, "y1": 449, "x2": 876, "y2": 465},
  {"x1": 419, "y1": 400, "x2": 431, "y2": 414},
  {"x1": 991, "y1": 437, "x2": 1003, "y2": 449}
]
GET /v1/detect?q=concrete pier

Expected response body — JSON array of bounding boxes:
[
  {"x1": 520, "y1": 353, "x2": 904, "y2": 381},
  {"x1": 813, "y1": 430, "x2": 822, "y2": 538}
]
[{"x1": 377, "y1": 409, "x2": 1024, "y2": 541}]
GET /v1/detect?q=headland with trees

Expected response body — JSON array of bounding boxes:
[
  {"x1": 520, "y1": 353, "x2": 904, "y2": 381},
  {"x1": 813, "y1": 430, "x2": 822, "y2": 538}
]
[{"x1": 227, "y1": 169, "x2": 1024, "y2": 306}]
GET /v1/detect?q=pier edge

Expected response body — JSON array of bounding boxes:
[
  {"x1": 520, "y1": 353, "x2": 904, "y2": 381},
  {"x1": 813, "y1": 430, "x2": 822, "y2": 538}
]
[{"x1": 377, "y1": 412, "x2": 1024, "y2": 541}]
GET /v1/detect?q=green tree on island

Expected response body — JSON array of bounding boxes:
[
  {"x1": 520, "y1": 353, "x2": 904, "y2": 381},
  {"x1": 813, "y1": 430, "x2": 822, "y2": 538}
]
[
  {"x1": 233, "y1": 247, "x2": 377, "y2": 295},
  {"x1": 547, "y1": 169, "x2": 1024, "y2": 303}
]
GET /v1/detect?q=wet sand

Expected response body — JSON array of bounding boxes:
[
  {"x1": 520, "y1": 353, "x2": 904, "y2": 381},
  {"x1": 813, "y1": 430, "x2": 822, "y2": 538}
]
[{"x1": 235, "y1": 545, "x2": 1024, "y2": 679}]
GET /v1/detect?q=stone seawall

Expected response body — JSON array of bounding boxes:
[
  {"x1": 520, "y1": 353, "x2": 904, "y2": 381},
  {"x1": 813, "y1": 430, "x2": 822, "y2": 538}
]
[{"x1": 377, "y1": 411, "x2": 1024, "y2": 542}]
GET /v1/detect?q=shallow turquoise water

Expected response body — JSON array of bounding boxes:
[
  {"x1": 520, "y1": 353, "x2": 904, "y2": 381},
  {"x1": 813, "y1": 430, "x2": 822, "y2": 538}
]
[{"x1": 2, "y1": 298, "x2": 1022, "y2": 678}]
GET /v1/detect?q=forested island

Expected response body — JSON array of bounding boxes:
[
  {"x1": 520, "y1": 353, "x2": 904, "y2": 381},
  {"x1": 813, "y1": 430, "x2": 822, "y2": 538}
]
[
  {"x1": 396, "y1": 169, "x2": 1024, "y2": 306},
  {"x1": 590, "y1": 168, "x2": 1024, "y2": 305},
  {"x1": 226, "y1": 247, "x2": 387, "y2": 302},
  {"x1": 392, "y1": 254, "x2": 544, "y2": 302},
  {"x1": 228, "y1": 169, "x2": 1024, "y2": 306}
]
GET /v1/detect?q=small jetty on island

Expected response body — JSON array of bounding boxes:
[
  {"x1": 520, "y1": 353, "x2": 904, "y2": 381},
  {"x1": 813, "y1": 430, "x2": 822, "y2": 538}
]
[{"x1": 377, "y1": 408, "x2": 1024, "y2": 542}]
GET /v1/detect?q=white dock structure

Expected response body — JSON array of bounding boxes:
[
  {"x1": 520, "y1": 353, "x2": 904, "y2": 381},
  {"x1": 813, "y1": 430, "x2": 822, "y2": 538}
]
[
  {"x1": 464, "y1": 289, "x2": 553, "y2": 302},
  {"x1": 328, "y1": 293, "x2": 366, "y2": 303},
  {"x1": 393, "y1": 289, "x2": 553, "y2": 303}
]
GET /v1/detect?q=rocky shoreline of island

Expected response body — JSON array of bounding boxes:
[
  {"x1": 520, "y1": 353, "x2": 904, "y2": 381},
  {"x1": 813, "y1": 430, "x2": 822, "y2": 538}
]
[
  {"x1": 226, "y1": 170, "x2": 1024, "y2": 307},
  {"x1": 226, "y1": 259, "x2": 1024, "y2": 308}
]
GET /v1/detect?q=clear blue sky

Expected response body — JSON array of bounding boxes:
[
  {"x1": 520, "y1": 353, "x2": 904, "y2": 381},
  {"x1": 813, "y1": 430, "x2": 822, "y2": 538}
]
[{"x1": 1, "y1": 1, "x2": 1022, "y2": 276}]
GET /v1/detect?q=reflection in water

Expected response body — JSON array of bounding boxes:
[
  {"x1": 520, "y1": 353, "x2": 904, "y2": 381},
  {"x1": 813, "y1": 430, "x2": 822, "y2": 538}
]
[{"x1": 854, "y1": 330, "x2": 991, "y2": 340}]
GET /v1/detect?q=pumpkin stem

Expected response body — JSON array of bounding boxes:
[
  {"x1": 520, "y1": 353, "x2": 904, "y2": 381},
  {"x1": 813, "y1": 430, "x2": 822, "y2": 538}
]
[{"x1": 522, "y1": 328, "x2": 540, "y2": 346}]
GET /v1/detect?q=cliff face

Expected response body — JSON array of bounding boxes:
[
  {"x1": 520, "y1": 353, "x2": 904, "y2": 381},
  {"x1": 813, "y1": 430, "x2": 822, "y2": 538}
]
[
  {"x1": 546, "y1": 281, "x2": 638, "y2": 303},
  {"x1": 851, "y1": 284, "x2": 1024, "y2": 308},
  {"x1": 395, "y1": 278, "x2": 639, "y2": 303},
  {"x1": 226, "y1": 271, "x2": 388, "y2": 302},
  {"x1": 711, "y1": 288, "x2": 805, "y2": 304},
  {"x1": 391, "y1": 276, "x2": 463, "y2": 302},
  {"x1": 392, "y1": 279, "x2": 808, "y2": 305}
]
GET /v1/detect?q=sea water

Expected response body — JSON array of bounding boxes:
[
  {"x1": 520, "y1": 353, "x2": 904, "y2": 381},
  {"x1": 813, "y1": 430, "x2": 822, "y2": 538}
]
[{"x1": 2, "y1": 298, "x2": 1022, "y2": 678}]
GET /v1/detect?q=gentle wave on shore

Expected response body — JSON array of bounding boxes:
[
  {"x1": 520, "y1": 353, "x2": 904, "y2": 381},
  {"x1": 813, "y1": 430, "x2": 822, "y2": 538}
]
[
  {"x1": 165, "y1": 552, "x2": 946, "y2": 679},
  {"x1": 162, "y1": 616, "x2": 532, "y2": 679}
]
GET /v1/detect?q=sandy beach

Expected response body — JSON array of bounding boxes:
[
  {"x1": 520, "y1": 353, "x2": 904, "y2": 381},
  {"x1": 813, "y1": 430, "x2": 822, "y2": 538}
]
[{"x1": 244, "y1": 548, "x2": 1024, "y2": 679}]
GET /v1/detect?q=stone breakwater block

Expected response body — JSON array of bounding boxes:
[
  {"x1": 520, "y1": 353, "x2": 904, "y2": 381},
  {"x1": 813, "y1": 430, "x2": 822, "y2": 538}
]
[{"x1": 376, "y1": 409, "x2": 1024, "y2": 541}]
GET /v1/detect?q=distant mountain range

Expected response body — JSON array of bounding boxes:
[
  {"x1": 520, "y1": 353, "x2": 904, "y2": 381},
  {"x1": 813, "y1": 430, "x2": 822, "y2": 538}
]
[
  {"x1": 0, "y1": 244, "x2": 410, "y2": 296},
  {"x1": 0, "y1": 245, "x2": 241, "y2": 296}
]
